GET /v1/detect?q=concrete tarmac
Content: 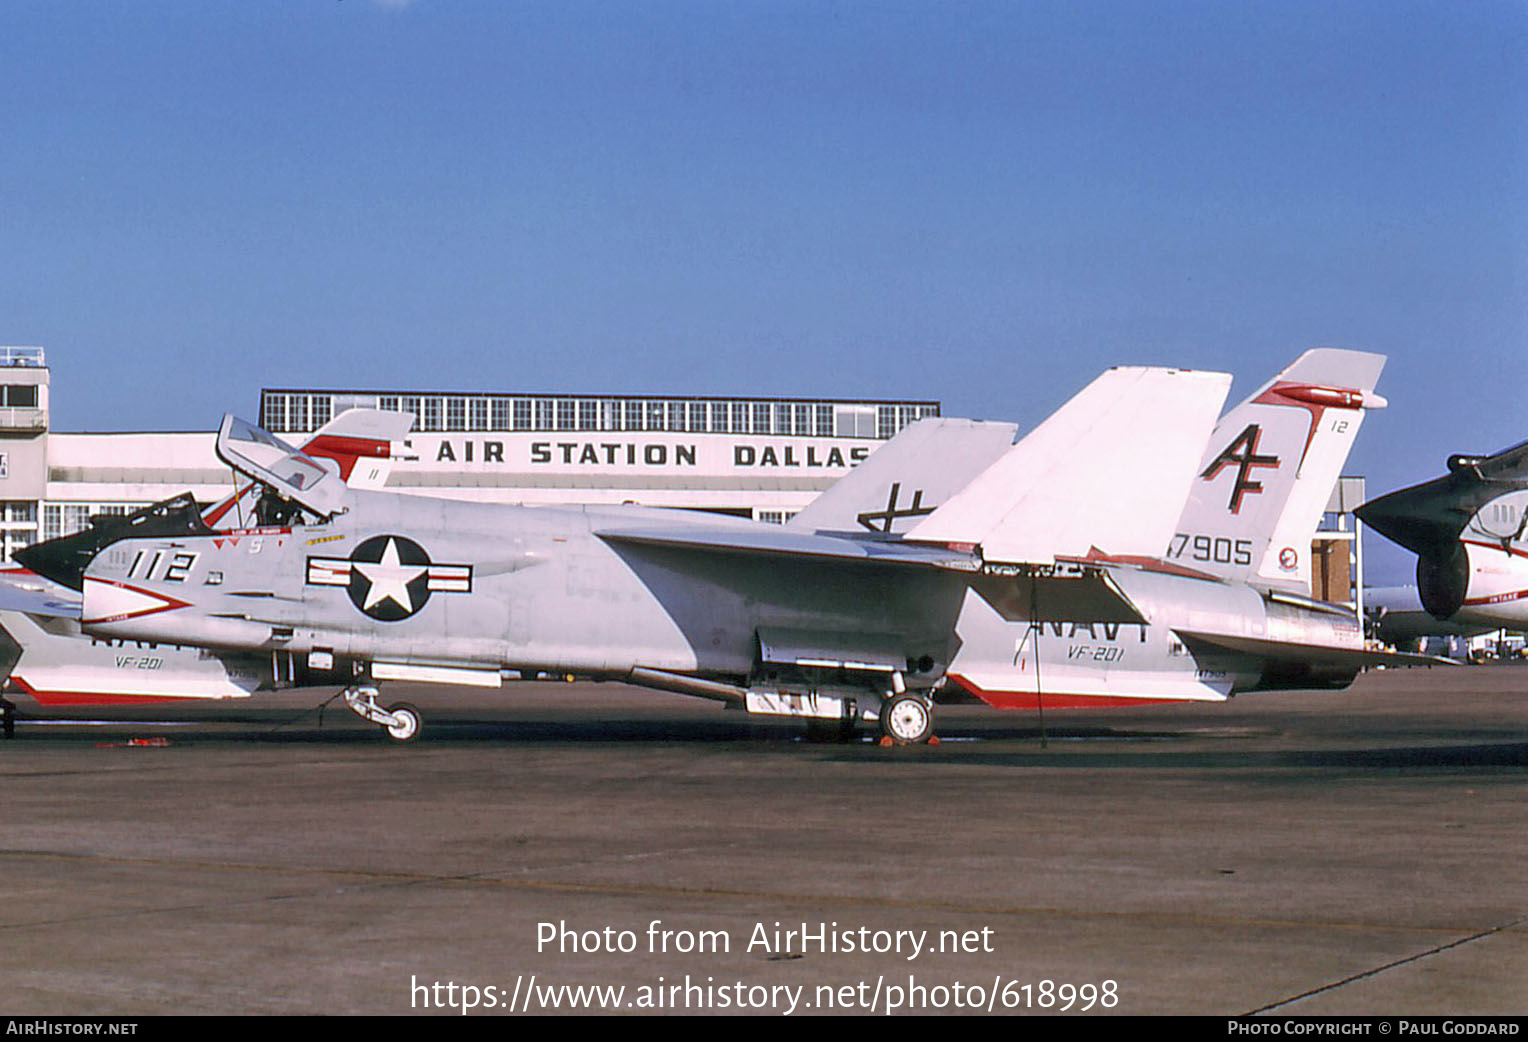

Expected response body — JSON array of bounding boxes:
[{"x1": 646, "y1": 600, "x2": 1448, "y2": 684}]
[{"x1": 1, "y1": 665, "x2": 1524, "y2": 1016}]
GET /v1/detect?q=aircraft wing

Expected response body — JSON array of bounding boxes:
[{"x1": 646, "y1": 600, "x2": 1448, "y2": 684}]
[
  {"x1": 594, "y1": 524, "x2": 979, "y2": 569},
  {"x1": 597, "y1": 525, "x2": 1153, "y2": 624}
]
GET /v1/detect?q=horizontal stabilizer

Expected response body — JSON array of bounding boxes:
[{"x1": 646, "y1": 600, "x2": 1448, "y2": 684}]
[
  {"x1": 947, "y1": 670, "x2": 1233, "y2": 708},
  {"x1": 0, "y1": 571, "x2": 82, "y2": 619},
  {"x1": 1177, "y1": 630, "x2": 1457, "y2": 670},
  {"x1": 908, "y1": 367, "x2": 1231, "y2": 562},
  {"x1": 0, "y1": 609, "x2": 259, "y2": 704}
]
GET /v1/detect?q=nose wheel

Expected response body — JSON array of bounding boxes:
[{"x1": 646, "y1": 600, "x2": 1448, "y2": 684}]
[
  {"x1": 381, "y1": 702, "x2": 422, "y2": 743},
  {"x1": 878, "y1": 692, "x2": 934, "y2": 745},
  {"x1": 342, "y1": 684, "x2": 424, "y2": 743}
]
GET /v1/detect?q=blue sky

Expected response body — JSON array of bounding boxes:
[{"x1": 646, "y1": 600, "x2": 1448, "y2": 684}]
[{"x1": 2, "y1": 2, "x2": 1524, "y2": 580}]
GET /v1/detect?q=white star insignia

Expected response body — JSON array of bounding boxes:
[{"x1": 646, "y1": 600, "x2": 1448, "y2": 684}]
[{"x1": 353, "y1": 538, "x2": 428, "y2": 615}]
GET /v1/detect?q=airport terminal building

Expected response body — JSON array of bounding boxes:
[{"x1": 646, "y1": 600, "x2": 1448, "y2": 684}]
[
  {"x1": 0, "y1": 348, "x2": 940, "y2": 557},
  {"x1": 0, "y1": 346, "x2": 1363, "y2": 608}
]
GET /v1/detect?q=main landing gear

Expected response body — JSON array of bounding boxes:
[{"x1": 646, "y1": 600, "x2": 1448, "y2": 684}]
[
  {"x1": 878, "y1": 691, "x2": 935, "y2": 746},
  {"x1": 341, "y1": 684, "x2": 422, "y2": 743}
]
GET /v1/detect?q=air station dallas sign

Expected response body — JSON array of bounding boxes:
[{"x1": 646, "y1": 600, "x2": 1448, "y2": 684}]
[{"x1": 411, "y1": 433, "x2": 875, "y2": 474}]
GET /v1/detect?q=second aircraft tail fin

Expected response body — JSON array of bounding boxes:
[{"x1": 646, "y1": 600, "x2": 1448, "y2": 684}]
[
  {"x1": 786, "y1": 417, "x2": 1018, "y2": 536},
  {"x1": 1170, "y1": 348, "x2": 1386, "y2": 593}
]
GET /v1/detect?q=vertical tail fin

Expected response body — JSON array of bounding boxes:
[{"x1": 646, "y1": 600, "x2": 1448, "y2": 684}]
[
  {"x1": 907, "y1": 367, "x2": 1231, "y2": 563},
  {"x1": 1170, "y1": 349, "x2": 1386, "y2": 593},
  {"x1": 786, "y1": 418, "x2": 1018, "y2": 535}
]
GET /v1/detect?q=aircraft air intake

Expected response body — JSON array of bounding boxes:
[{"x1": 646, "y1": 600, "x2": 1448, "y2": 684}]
[{"x1": 1416, "y1": 541, "x2": 1469, "y2": 620}]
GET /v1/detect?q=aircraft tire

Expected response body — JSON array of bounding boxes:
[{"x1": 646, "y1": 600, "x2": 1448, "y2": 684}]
[
  {"x1": 804, "y1": 716, "x2": 858, "y2": 743},
  {"x1": 879, "y1": 693, "x2": 933, "y2": 745},
  {"x1": 383, "y1": 702, "x2": 422, "y2": 743}
]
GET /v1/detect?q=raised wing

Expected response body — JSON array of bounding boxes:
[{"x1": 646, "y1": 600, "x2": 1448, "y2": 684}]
[
  {"x1": 600, "y1": 367, "x2": 1228, "y2": 626},
  {"x1": 906, "y1": 367, "x2": 1231, "y2": 563}
]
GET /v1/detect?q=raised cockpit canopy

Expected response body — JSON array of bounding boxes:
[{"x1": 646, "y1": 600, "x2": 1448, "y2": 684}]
[{"x1": 216, "y1": 415, "x2": 348, "y2": 518}]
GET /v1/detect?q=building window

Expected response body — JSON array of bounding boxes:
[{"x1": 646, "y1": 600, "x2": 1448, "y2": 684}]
[
  {"x1": 421, "y1": 397, "x2": 442, "y2": 432},
  {"x1": 512, "y1": 399, "x2": 531, "y2": 431},
  {"x1": 754, "y1": 403, "x2": 772, "y2": 434},
  {"x1": 0, "y1": 385, "x2": 39, "y2": 408},
  {"x1": 265, "y1": 395, "x2": 287, "y2": 432},
  {"x1": 774, "y1": 403, "x2": 793, "y2": 435},
  {"x1": 556, "y1": 400, "x2": 576, "y2": 431},
  {"x1": 469, "y1": 398, "x2": 489, "y2": 431}
]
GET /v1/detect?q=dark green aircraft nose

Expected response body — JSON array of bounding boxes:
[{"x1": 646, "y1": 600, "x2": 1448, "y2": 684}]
[
  {"x1": 1354, "y1": 474, "x2": 1479, "y2": 558},
  {"x1": 13, "y1": 493, "x2": 210, "y2": 591}
]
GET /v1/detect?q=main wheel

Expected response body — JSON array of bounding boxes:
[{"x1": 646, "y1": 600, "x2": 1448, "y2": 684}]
[
  {"x1": 879, "y1": 693, "x2": 933, "y2": 745},
  {"x1": 804, "y1": 715, "x2": 858, "y2": 742},
  {"x1": 383, "y1": 701, "x2": 422, "y2": 743}
]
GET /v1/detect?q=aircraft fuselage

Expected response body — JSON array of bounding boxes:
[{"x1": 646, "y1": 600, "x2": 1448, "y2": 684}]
[{"x1": 76, "y1": 493, "x2": 965, "y2": 691}]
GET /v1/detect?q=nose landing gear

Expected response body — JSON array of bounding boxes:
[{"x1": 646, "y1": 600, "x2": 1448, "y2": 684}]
[{"x1": 342, "y1": 683, "x2": 423, "y2": 743}]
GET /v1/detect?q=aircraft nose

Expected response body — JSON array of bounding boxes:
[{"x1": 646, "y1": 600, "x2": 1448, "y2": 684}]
[{"x1": 1355, "y1": 476, "x2": 1473, "y2": 557}]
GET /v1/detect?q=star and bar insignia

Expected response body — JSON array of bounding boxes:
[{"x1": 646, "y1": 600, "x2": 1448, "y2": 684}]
[{"x1": 306, "y1": 535, "x2": 472, "y2": 621}]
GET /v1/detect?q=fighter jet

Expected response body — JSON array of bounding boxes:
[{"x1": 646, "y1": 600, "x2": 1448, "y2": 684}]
[
  {"x1": 801, "y1": 349, "x2": 1442, "y2": 711},
  {"x1": 1356, "y1": 437, "x2": 1528, "y2": 632},
  {"x1": 0, "y1": 408, "x2": 414, "y2": 721},
  {"x1": 13, "y1": 365, "x2": 1231, "y2": 744}
]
